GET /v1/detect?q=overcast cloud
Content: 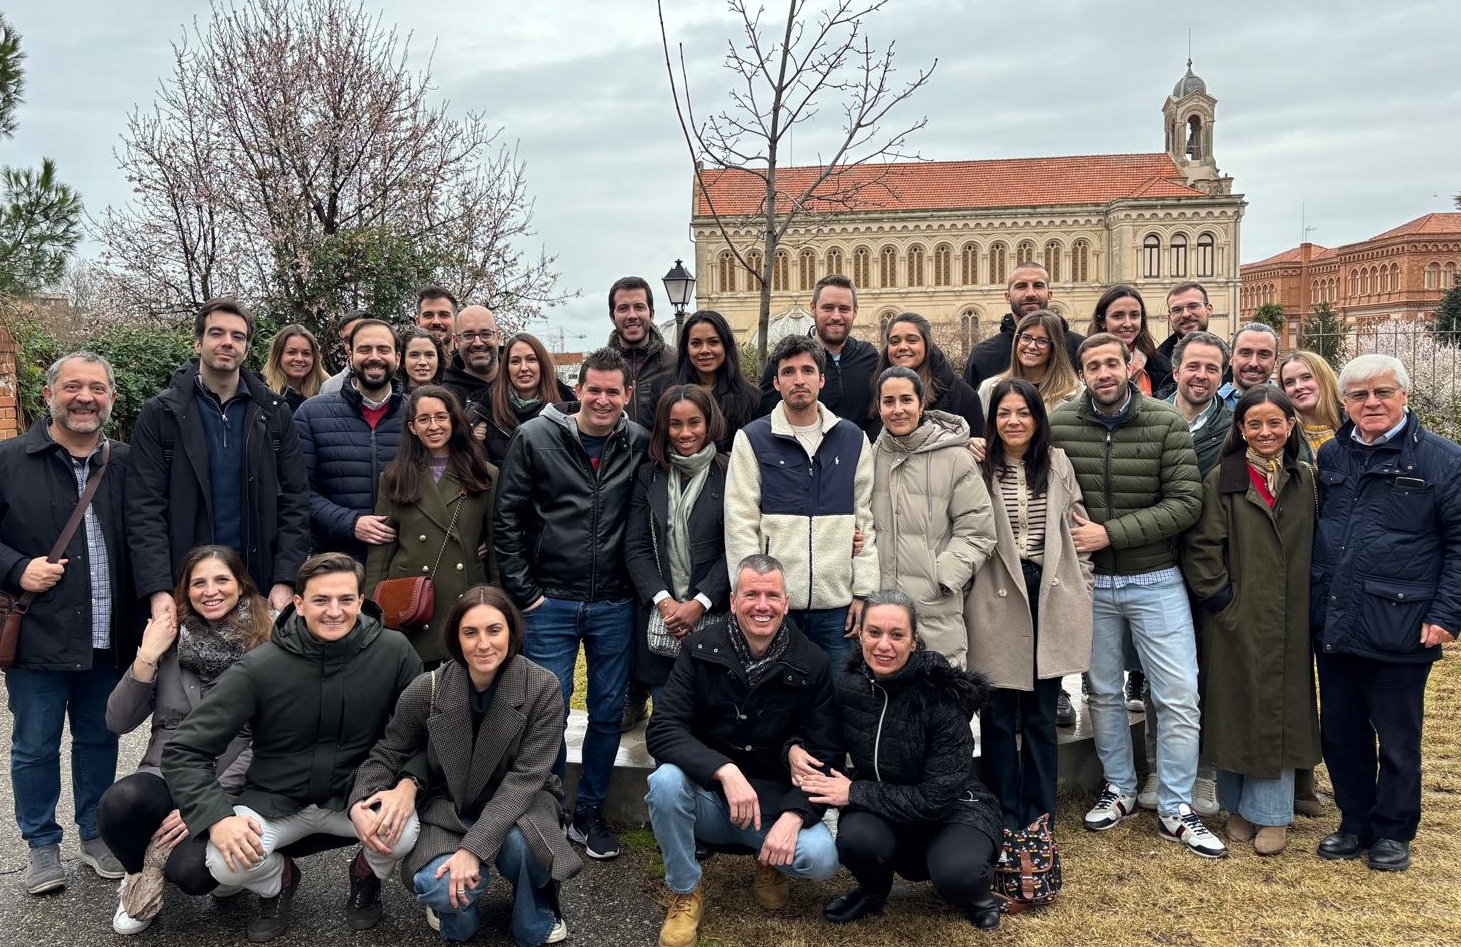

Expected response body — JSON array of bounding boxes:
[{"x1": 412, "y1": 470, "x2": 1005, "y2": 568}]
[{"x1": 5, "y1": 0, "x2": 1459, "y2": 344}]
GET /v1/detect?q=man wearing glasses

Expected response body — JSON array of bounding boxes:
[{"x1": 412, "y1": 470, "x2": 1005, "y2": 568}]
[
  {"x1": 441, "y1": 304, "x2": 502, "y2": 434},
  {"x1": 1158, "y1": 282, "x2": 1213, "y2": 362},
  {"x1": 1311, "y1": 354, "x2": 1461, "y2": 872}
]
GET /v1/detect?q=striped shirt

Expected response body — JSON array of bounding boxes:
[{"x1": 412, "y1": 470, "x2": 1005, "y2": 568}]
[{"x1": 995, "y1": 461, "x2": 1047, "y2": 566}]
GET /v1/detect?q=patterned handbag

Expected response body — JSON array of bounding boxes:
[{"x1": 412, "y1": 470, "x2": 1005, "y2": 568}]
[{"x1": 993, "y1": 813, "x2": 1062, "y2": 914}]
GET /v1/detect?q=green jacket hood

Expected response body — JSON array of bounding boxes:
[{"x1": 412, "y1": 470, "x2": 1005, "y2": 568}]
[{"x1": 271, "y1": 598, "x2": 387, "y2": 669}]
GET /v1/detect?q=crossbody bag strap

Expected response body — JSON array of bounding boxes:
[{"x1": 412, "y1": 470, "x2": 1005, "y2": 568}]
[
  {"x1": 427, "y1": 489, "x2": 467, "y2": 580},
  {"x1": 12, "y1": 441, "x2": 112, "y2": 612}
]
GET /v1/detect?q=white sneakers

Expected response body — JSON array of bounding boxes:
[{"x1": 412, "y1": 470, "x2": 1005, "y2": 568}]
[
  {"x1": 1084, "y1": 783, "x2": 1139, "y2": 831},
  {"x1": 113, "y1": 881, "x2": 153, "y2": 936},
  {"x1": 1137, "y1": 772, "x2": 1160, "y2": 810},
  {"x1": 1159, "y1": 804, "x2": 1229, "y2": 858},
  {"x1": 1192, "y1": 776, "x2": 1221, "y2": 817}
]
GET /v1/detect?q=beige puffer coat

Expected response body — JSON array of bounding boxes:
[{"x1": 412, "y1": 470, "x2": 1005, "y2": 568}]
[{"x1": 871, "y1": 411, "x2": 996, "y2": 667}]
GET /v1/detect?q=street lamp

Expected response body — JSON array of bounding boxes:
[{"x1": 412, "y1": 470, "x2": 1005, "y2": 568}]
[{"x1": 662, "y1": 259, "x2": 696, "y2": 333}]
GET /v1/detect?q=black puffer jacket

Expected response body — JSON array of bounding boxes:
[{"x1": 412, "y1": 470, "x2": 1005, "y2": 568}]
[
  {"x1": 759, "y1": 333, "x2": 879, "y2": 428},
  {"x1": 834, "y1": 648, "x2": 1001, "y2": 844},
  {"x1": 647, "y1": 620, "x2": 842, "y2": 827},
  {"x1": 964, "y1": 313, "x2": 1086, "y2": 390},
  {"x1": 493, "y1": 403, "x2": 649, "y2": 605}
]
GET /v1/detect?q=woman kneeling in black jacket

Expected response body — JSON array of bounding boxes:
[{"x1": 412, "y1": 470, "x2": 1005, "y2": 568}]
[{"x1": 796, "y1": 590, "x2": 1004, "y2": 929}]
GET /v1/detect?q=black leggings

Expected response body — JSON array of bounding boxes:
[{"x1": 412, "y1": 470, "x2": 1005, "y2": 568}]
[
  {"x1": 97, "y1": 772, "x2": 217, "y2": 895},
  {"x1": 835, "y1": 811, "x2": 996, "y2": 906}
]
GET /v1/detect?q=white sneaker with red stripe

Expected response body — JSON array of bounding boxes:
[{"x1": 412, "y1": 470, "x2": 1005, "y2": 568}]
[{"x1": 1159, "y1": 803, "x2": 1228, "y2": 858}]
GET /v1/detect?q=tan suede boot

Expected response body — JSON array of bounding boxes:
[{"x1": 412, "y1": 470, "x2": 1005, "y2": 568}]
[
  {"x1": 1226, "y1": 812, "x2": 1256, "y2": 843},
  {"x1": 659, "y1": 886, "x2": 704, "y2": 947},
  {"x1": 753, "y1": 862, "x2": 790, "y2": 910},
  {"x1": 1254, "y1": 825, "x2": 1289, "y2": 855}
]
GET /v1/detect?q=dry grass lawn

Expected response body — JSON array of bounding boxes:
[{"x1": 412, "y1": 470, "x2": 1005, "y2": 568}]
[{"x1": 616, "y1": 646, "x2": 1461, "y2": 947}]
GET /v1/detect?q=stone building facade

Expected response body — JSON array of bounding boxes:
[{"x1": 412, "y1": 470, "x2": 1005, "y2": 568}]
[
  {"x1": 690, "y1": 63, "x2": 1246, "y2": 357},
  {"x1": 1240, "y1": 213, "x2": 1461, "y2": 347}
]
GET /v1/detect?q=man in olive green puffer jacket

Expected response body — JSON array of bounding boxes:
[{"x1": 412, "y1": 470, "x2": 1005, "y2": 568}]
[{"x1": 1048, "y1": 334, "x2": 1225, "y2": 859}]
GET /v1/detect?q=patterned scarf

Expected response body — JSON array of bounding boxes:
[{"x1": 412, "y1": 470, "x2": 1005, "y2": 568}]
[
  {"x1": 728, "y1": 618, "x2": 790, "y2": 687},
  {"x1": 177, "y1": 600, "x2": 257, "y2": 686},
  {"x1": 1245, "y1": 448, "x2": 1282, "y2": 499},
  {"x1": 665, "y1": 445, "x2": 717, "y2": 599}
]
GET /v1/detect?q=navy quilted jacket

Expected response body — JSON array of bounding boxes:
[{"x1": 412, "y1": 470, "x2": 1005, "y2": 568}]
[
  {"x1": 1312, "y1": 412, "x2": 1461, "y2": 663},
  {"x1": 293, "y1": 382, "x2": 405, "y2": 560}
]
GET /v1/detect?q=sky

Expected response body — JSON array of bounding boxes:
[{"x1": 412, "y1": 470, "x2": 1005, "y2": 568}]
[{"x1": 5, "y1": 0, "x2": 1460, "y2": 347}]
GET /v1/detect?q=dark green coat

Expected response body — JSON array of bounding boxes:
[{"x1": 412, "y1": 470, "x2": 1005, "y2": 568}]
[
  {"x1": 1047, "y1": 385, "x2": 1202, "y2": 575},
  {"x1": 365, "y1": 466, "x2": 498, "y2": 663},
  {"x1": 1181, "y1": 452, "x2": 1320, "y2": 779},
  {"x1": 162, "y1": 603, "x2": 423, "y2": 837}
]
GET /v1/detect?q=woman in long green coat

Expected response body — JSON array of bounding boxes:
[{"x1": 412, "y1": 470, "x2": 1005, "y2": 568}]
[
  {"x1": 366, "y1": 385, "x2": 498, "y2": 664},
  {"x1": 1181, "y1": 386, "x2": 1320, "y2": 856}
]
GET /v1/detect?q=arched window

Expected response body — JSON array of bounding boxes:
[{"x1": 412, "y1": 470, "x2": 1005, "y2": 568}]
[
  {"x1": 1378, "y1": 265, "x2": 1389, "y2": 294},
  {"x1": 879, "y1": 245, "x2": 898, "y2": 288},
  {"x1": 1015, "y1": 240, "x2": 1036, "y2": 265},
  {"x1": 745, "y1": 250, "x2": 763, "y2": 289},
  {"x1": 1391, "y1": 263, "x2": 1401, "y2": 292},
  {"x1": 933, "y1": 244, "x2": 953, "y2": 286},
  {"x1": 1196, "y1": 232, "x2": 1216, "y2": 277},
  {"x1": 852, "y1": 246, "x2": 871, "y2": 289},
  {"x1": 718, "y1": 252, "x2": 736, "y2": 293},
  {"x1": 1043, "y1": 240, "x2": 1062, "y2": 284},
  {"x1": 1071, "y1": 240, "x2": 1090, "y2": 283},
  {"x1": 906, "y1": 244, "x2": 925, "y2": 287},
  {"x1": 825, "y1": 246, "x2": 844, "y2": 277},
  {"x1": 1349, "y1": 269, "x2": 1358, "y2": 296},
  {"x1": 1142, "y1": 234, "x2": 1162, "y2": 279},
  {"x1": 961, "y1": 242, "x2": 978, "y2": 285},
  {"x1": 877, "y1": 308, "x2": 899, "y2": 337},
  {"x1": 772, "y1": 250, "x2": 790, "y2": 292},
  {"x1": 1445, "y1": 262, "x2": 1458, "y2": 287},
  {"x1": 798, "y1": 248, "x2": 816, "y2": 291},
  {"x1": 960, "y1": 308, "x2": 983, "y2": 353},
  {"x1": 1170, "y1": 233, "x2": 1188, "y2": 278},
  {"x1": 988, "y1": 243, "x2": 1008, "y2": 285}
]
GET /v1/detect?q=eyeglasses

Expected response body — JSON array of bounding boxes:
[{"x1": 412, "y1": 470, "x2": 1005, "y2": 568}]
[
  {"x1": 1016, "y1": 334, "x2": 1052, "y2": 350},
  {"x1": 456, "y1": 330, "x2": 499, "y2": 343},
  {"x1": 411, "y1": 413, "x2": 452, "y2": 427},
  {"x1": 1168, "y1": 301, "x2": 1207, "y2": 315},
  {"x1": 1342, "y1": 387, "x2": 1400, "y2": 404}
]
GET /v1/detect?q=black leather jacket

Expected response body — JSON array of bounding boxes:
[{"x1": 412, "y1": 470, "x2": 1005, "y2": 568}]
[{"x1": 492, "y1": 403, "x2": 649, "y2": 605}]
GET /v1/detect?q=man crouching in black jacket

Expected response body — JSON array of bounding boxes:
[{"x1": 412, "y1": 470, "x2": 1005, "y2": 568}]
[{"x1": 645, "y1": 554, "x2": 842, "y2": 947}]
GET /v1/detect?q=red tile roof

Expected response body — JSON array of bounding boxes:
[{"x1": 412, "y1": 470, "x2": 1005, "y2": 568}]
[
  {"x1": 694, "y1": 154, "x2": 1210, "y2": 216},
  {"x1": 1244, "y1": 244, "x2": 1335, "y2": 269},
  {"x1": 1369, "y1": 212, "x2": 1461, "y2": 240}
]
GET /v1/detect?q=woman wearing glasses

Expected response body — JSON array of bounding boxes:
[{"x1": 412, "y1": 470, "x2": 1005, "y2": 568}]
[
  {"x1": 366, "y1": 385, "x2": 499, "y2": 664},
  {"x1": 976, "y1": 310, "x2": 1083, "y2": 412}
]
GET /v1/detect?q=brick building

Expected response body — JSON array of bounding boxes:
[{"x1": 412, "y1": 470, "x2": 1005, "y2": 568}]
[
  {"x1": 0, "y1": 324, "x2": 18, "y2": 441},
  {"x1": 1240, "y1": 212, "x2": 1461, "y2": 346},
  {"x1": 691, "y1": 62, "x2": 1247, "y2": 354}
]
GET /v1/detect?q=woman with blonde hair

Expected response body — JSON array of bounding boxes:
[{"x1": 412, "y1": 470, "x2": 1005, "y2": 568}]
[
  {"x1": 976, "y1": 310, "x2": 1082, "y2": 411},
  {"x1": 263, "y1": 324, "x2": 328, "y2": 409},
  {"x1": 1278, "y1": 350, "x2": 1343, "y2": 456}
]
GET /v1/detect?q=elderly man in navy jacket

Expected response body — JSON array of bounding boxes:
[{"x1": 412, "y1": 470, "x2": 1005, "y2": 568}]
[{"x1": 1311, "y1": 353, "x2": 1461, "y2": 872}]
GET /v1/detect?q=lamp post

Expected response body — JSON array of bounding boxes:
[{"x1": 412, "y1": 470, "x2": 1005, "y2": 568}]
[{"x1": 662, "y1": 259, "x2": 696, "y2": 334}]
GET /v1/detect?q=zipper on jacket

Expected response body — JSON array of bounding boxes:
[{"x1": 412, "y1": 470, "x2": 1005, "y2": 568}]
[
  {"x1": 1102, "y1": 430, "x2": 1114, "y2": 522},
  {"x1": 871, "y1": 679, "x2": 889, "y2": 782}
]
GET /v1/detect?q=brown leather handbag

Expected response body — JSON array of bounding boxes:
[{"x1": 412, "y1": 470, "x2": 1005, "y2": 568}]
[
  {"x1": 1, "y1": 442, "x2": 112, "y2": 668},
  {"x1": 371, "y1": 490, "x2": 463, "y2": 634}
]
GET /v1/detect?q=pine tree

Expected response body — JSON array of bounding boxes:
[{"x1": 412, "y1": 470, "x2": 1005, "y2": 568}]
[
  {"x1": 1299, "y1": 302, "x2": 1346, "y2": 369},
  {"x1": 1433, "y1": 276, "x2": 1461, "y2": 347}
]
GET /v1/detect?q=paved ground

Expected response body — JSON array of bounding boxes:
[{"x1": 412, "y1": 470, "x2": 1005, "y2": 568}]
[{"x1": 0, "y1": 692, "x2": 663, "y2": 946}]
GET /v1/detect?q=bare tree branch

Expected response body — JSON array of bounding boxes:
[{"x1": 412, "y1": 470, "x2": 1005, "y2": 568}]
[{"x1": 660, "y1": 0, "x2": 935, "y2": 357}]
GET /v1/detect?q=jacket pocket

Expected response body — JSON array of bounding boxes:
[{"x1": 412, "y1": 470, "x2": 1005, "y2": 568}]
[
  {"x1": 1384, "y1": 481, "x2": 1435, "y2": 534},
  {"x1": 1359, "y1": 578, "x2": 1433, "y2": 655}
]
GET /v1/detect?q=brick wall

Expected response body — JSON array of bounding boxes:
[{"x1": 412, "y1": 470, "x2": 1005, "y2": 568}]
[{"x1": 0, "y1": 324, "x2": 18, "y2": 442}]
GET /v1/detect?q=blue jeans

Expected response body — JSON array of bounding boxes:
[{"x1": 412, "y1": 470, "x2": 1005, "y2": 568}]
[
  {"x1": 1218, "y1": 768, "x2": 1294, "y2": 827},
  {"x1": 413, "y1": 828, "x2": 556, "y2": 945},
  {"x1": 644, "y1": 763, "x2": 840, "y2": 894},
  {"x1": 1087, "y1": 573, "x2": 1201, "y2": 816},
  {"x1": 524, "y1": 596, "x2": 634, "y2": 809},
  {"x1": 789, "y1": 607, "x2": 852, "y2": 667},
  {"x1": 5, "y1": 662, "x2": 122, "y2": 847}
]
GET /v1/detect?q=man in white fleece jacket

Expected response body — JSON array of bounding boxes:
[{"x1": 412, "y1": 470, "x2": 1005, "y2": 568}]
[{"x1": 725, "y1": 334, "x2": 878, "y2": 666}]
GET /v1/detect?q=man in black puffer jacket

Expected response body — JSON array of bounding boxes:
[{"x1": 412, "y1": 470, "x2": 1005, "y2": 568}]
[
  {"x1": 293, "y1": 319, "x2": 404, "y2": 561},
  {"x1": 645, "y1": 554, "x2": 842, "y2": 947}
]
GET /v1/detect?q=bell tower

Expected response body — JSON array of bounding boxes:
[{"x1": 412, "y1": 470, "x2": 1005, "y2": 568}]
[{"x1": 1164, "y1": 59, "x2": 1231, "y2": 196}]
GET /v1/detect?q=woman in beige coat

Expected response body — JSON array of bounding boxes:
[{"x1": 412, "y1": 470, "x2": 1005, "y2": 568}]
[
  {"x1": 967, "y1": 377, "x2": 1094, "y2": 832},
  {"x1": 366, "y1": 385, "x2": 498, "y2": 664},
  {"x1": 871, "y1": 367, "x2": 996, "y2": 667}
]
